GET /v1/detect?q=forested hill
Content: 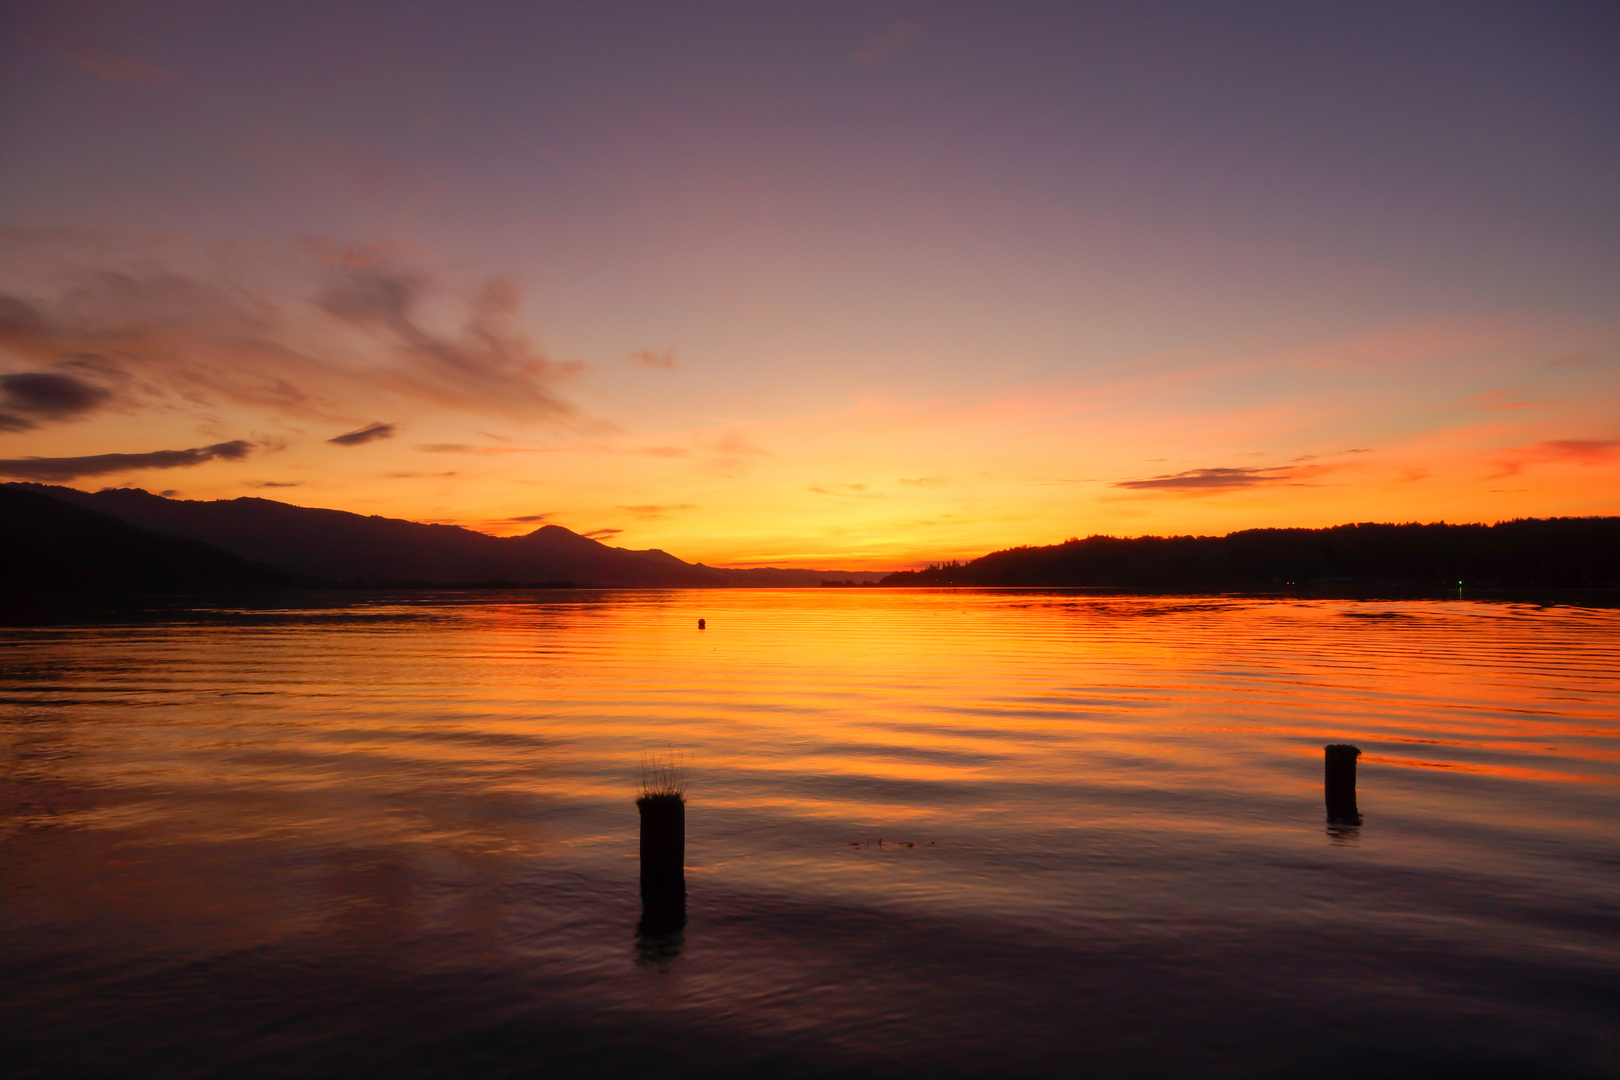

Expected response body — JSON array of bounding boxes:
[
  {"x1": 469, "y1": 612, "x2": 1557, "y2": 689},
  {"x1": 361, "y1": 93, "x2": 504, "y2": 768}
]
[
  {"x1": 1, "y1": 486, "x2": 292, "y2": 596},
  {"x1": 880, "y1": 519, "x2": 1620, "y2": 589}
]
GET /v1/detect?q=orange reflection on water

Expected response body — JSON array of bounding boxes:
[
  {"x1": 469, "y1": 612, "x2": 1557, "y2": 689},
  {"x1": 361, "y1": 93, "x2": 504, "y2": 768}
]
[{"x1": 2, "y1": 591, "x2": 1619, "y2": 1076}]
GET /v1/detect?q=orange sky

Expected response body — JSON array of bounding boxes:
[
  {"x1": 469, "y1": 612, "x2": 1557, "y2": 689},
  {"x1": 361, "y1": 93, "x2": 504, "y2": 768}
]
[{"x1": 1, "y1": 5, "x2": 1617, "y2": 567}]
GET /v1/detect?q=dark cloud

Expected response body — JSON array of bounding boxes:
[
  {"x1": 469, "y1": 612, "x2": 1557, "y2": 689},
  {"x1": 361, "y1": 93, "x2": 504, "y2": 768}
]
[
  {"x1": 253, "y1": 481, "x2": 299, "y2": 488},
  {"x1": 582, "y1": 528, "x2": 623, "y2": 539},
  {"x1": 0, "y1": 371, "x2": 112, "y2": 431},
  {"x1": 328, "y1": 421, "x2": 396, "y2": 446},
  {"x1": 0, "y1": 440, "x2": 253, "y2": 482},
  {"x1": 626, "y1": 347, "x2": 676, "y2": 370},
  {"x1": 507, "y1": 514, "x2": 548, "y2": 522},
  {"x1": 1112, "y1": 466, "x2": 1300, "y2": 491}
]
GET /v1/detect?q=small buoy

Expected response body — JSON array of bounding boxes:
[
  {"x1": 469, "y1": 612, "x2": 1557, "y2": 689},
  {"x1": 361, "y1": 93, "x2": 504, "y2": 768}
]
[{"x1": 697, "y1": 618, "x2": 706, "y2": 629}]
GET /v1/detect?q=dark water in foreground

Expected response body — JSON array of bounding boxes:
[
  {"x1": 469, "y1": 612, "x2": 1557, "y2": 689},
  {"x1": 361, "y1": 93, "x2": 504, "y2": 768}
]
[{"x1": 2, "y1": 590, "x2": 1617, "y2": 1078}]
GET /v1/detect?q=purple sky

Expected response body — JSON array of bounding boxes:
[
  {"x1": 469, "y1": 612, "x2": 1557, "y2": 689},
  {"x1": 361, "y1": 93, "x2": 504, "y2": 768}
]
[{"x1": 1, "y1": 2, "x2": 1616, "y2": 564}]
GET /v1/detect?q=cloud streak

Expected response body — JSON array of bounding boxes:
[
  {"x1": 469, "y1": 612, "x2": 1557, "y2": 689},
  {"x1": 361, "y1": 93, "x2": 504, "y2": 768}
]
[
  {"x1": 853, "y1": 20, "x2": 922, "y2": 63},
  {"x1": 328, "y1": 421, "x2": 396, "y2": 446},
  {"x1": 626, "y1": 347, "x2": 676, "y2": 370},
  {"x1": 0, "y1": 439, "x2": 253, "y2": 481},
  {"x1": 619, "y1": 504, "x2": 694, "y2": 518},
  {"x1": 58, "y1": 46, "x2": 169, "y2": 85},
  {"x1": 1112, "y1": 466, "x2": 1307, "y2": 492},
  {"x1": 1488, "y1": 438, "x2": 1620, "y2": 479}
]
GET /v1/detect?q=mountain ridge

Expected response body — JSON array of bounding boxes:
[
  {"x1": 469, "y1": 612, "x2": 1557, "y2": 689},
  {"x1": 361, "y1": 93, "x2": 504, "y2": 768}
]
[
  {"x1": 1, "y1": 486, "x2": 293, "y2": 596},
  {"x1": 8, "y1": 484, "x2": 892, "y2": 587},
  {"x1": 879, "y1": 519, "x2": 1620, "y2": 589}
]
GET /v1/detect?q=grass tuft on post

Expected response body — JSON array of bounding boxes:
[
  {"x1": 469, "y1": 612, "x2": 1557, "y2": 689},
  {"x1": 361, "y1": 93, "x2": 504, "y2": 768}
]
[
  {"x1": 637, "y1": 748, "x2": 689, "y2": 923},
  {"x1": 639, "y1": 749, "x2": 690, "y2": 802}
]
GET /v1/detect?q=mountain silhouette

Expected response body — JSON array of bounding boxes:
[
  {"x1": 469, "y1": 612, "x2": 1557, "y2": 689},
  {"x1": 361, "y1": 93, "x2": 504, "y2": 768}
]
[
  {"x1": 9, "y1": 484, "x2": 892, "y2": 588},
  {"x1": 1, "y1": 486, "x2": 291, "y2": 596},
  {"x1": 880, "y1": 519, "x2": 1620, "y2": 589},
  {"x1": 9, "y1": 484, "x2": 727, "y2": 587}
]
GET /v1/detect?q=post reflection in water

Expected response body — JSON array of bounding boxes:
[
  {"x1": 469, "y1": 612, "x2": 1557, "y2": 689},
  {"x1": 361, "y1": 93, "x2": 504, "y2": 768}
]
[
  {"x1": 635, "y1": 895, "x2": 686, "y2": 964},
  {"x1": 0, "y1": 590, "x2": 1616, "y2": 1079}
]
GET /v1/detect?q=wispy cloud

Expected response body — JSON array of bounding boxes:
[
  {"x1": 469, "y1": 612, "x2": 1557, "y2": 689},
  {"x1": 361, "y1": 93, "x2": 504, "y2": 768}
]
[
  {"x1": 582, "y1": 527, "x2": 622, "y2": 539},
  {"x1": 0, "y1": 439, "x2": 253, "y2": 481},
  {"x1": 252, "y1": 480, "x2": 298, "y2": 488},
  {"x1": 412, "y1": 442, "x2": 558, "y2": 454},
  {"x1": 618, "y1": 504, "x2": 694, "y2": 518},
  {"x1": 57, "y1": 46, "x2": 168, "y2": 85},
  {"x1": 1112, "y1": 465, "x2": 1311, "y2": 492},
  {"x1": 853, "y1": 20, "x2": 922, "y2": 63},
  {"x1": 626, "y1": 347, "x2": 676, "y2": 370},
  {"x1": 312, "y1": 244, "x2": 581, "y2": 419},
  {"x1": 22, "y1": 33, "x2": 169, "y2": 86},
  {"x1": 1488, "y1": 438, "x2": 1620, "y2": 479},
  {"x1": 328, "y1": 421, "x2": 396, "y2": 446},
  {"x1": 808, "y1": 483, "x2": 878, "y2": 499},
  {"x1": 713, "y1": 430, "x2": 772, "y2": 457},
  {"x1": 1464, "y1": 389, "x2": 1529, "y2": 411},
  {"x1": 0, "y1": 240, "x2": 586, "y2": 427},
  {"x1": 693, "y1": 428, "x2": 776, "y2": 477}
]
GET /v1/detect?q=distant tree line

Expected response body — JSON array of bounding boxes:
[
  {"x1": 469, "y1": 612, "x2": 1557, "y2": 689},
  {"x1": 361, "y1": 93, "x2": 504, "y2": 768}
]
[{"x1": 879, "y1": 519, "x2": 1620, "y2": 589}]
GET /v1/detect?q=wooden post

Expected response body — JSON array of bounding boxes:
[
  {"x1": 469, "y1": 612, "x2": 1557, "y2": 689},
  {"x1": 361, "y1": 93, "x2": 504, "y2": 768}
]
[
  {"x1": 1324, "y1": 744, "x2": 1361, "y2": 825},
  {"x1": 637, "y1": 793, "x2": 686, "y2": 934}
]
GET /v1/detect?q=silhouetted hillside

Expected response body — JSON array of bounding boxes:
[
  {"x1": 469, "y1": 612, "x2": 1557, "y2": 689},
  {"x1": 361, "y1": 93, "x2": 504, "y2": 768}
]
[
  {"x1": 1, "y1": 486, "x2": 292, "y2": 596},
  {"x1": 11, "y1": 484, "x2": 726, "y2": 587},
  {"x1": 10, "y1": 484, "x2": 891, "y2": 588},
  {"x1": 880, "y1": 520, "x2": 1620, "y2": 589}
]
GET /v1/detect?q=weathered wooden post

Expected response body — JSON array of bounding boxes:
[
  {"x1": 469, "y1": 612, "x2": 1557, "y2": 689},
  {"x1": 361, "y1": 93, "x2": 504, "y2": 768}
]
[
  {"x1": 638, "y1": 793, "x2": 685, "y2": 895},
  {"x1": 1324, "y1": 744, "x2": 1361, "y2": 825},
  {"x1": 636, "y1": 752, "x2": 688, "y2": 937}
]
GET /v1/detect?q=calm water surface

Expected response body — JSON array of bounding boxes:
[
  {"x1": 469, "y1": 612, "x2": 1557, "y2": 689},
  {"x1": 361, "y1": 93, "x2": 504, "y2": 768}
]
[{"x1": 2, "y1": 590, "x2": 1618, "y2": 1078}]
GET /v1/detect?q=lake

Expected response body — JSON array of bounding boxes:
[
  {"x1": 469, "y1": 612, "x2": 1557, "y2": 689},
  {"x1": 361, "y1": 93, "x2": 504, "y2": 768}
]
[{"x1": 2, "y1": 590, "x2": 1617, "y2": 1078}]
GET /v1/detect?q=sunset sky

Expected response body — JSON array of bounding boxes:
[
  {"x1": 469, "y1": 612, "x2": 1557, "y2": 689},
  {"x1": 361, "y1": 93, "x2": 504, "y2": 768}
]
[{"x1": 1, "y1": 1, "x2": 1616, "y2": 568}]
